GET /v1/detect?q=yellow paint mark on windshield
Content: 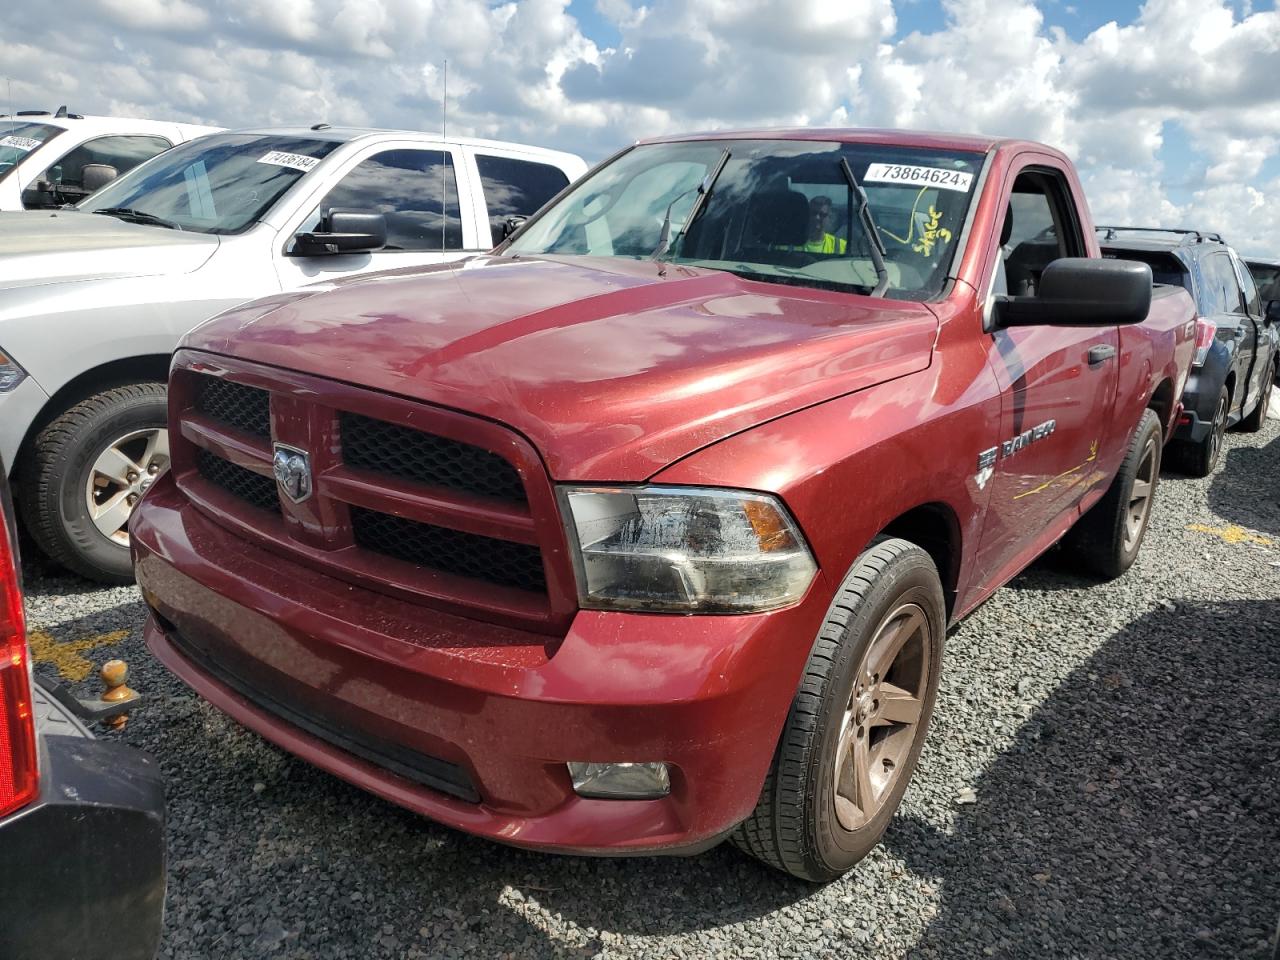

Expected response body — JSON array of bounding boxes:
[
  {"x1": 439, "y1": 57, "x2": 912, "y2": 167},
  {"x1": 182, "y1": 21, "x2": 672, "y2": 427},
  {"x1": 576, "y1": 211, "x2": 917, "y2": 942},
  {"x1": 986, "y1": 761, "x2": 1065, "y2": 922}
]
[
  {"x1": 1186, "y1": 523, "x2": 1273, "y2": 546},
  {"x1": 28, "y1": 629, "x2": 129, "y2": 682}
]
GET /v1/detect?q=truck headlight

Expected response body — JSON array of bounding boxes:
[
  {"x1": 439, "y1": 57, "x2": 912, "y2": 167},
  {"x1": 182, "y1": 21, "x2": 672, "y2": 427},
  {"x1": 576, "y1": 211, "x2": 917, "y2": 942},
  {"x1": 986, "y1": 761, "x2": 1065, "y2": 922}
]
[
  {"x1": 0, "y1": 349, "x2": 26, "y2": 394},
  {"x1": 559, "y1": 486, "x2": 817, "y2": 613}
]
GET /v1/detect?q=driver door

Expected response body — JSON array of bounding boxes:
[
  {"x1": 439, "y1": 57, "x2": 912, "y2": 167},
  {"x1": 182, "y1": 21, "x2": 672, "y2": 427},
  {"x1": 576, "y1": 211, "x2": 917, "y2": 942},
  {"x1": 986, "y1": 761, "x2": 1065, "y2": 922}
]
[
  {"x1": 975, "y1": 161, "x2": 1120, "y2": 585},
  {"x1": 274, "y1": 144, "x2": 481, "y2": 291}
]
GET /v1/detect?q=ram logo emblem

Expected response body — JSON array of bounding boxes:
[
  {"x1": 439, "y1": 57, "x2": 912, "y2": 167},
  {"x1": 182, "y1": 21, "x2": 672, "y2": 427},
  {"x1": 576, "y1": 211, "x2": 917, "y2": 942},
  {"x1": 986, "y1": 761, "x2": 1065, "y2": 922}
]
[{"x1": 272, "y1": 443, "x2": 313, "y2": 503}]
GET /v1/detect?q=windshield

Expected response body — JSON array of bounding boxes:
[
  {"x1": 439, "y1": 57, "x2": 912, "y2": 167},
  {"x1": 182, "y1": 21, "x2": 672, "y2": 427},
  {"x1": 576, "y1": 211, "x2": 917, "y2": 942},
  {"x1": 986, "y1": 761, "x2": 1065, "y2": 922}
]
[
  {"x1": 80, "y1": 133, "x2": 341, "y2": 234},
  {"x1": 0, "y1": 121, "x2": 63, "y2": 183},
  {"x1": 507, "y1": 139, "x2": 985, "y2": 300}
]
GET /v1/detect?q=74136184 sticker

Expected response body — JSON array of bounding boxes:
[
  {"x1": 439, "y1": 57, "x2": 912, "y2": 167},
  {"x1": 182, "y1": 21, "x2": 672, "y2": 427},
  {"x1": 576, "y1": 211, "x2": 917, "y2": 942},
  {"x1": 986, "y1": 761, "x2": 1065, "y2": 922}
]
[
  {"x1": 864, "y1": 163, "x2": 973, "y2": 193},
  {"x1": 256, "y1": 151, "x2": 322, "y2": 173}
]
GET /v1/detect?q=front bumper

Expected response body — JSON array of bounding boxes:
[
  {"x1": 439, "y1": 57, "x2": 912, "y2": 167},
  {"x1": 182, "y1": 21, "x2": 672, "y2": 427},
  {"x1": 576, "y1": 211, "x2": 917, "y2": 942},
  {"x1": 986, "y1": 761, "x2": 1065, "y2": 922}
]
[
  {"x1": 132, "y1": 475, "x2": 829, "y2": 855},
  {"x1": 0, "y1": 681, "x2": 165, "y2": 960},
  {"x1": 0, "y1": 374, "x2": 50, "y2": 474}
]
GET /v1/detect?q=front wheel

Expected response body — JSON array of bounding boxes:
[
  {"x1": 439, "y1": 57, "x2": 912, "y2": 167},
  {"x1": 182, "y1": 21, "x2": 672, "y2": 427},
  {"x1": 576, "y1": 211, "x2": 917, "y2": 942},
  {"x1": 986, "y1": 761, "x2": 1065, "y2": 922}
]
[
  {"x1": 731, "y1": 538, "x2": 945, "y2": 881},
  {"x1": 20, "y1": 383, "x2": 169, "y2": 584}
]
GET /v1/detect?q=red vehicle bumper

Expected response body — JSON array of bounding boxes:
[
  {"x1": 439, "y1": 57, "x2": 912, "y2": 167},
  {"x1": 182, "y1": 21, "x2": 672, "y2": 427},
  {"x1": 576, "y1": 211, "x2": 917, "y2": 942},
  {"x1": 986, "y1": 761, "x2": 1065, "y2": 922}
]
[{"x1": 133, "y1": 476, "x2": 828, "y2": 854}]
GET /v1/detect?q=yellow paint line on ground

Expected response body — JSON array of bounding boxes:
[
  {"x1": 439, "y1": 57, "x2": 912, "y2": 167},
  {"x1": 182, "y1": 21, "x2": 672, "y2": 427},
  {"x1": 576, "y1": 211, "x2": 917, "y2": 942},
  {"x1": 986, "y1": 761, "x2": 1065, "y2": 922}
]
[
  {"x1": 27, "y1": 628, "x2": 130, "y2": 683},
  {"x1": 1186, "y1": 523, "x2": 1274, "y2": 547}
]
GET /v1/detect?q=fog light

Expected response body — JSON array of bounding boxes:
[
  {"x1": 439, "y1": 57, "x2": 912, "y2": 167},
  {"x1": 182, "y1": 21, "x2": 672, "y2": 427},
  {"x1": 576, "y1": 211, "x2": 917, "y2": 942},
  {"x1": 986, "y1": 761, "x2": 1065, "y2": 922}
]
[{"x1": 567, "y1": 761, "x2": 671, "y2": 799}]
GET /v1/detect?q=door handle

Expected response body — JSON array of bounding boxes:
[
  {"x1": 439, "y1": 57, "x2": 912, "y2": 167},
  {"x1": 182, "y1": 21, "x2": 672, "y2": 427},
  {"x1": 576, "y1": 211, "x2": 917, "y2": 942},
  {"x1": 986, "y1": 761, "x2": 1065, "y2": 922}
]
[{"x1": 1088, "y1": 344, "x2": 1116, "y2": 365}]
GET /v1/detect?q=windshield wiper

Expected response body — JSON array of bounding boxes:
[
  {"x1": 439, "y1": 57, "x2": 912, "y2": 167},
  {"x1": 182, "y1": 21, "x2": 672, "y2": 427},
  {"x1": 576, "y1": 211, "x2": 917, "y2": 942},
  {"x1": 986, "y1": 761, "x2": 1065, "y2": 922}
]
[
  {"x1": 839, "y1": 158, "x2": 889, "y2": 297},
  {"x1": 92, "y1": 207, "x2": 183, "y2": 231},
  {"x1": 651, "y1": 147, "x2": 731, "y2": 260}
]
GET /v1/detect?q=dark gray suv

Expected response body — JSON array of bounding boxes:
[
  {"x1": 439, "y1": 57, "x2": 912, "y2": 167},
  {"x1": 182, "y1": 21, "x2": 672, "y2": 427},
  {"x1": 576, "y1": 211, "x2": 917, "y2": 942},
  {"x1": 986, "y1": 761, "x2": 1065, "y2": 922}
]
[{"x1": 1100, "y1": 228, "x2": 1278, "y2": 476}]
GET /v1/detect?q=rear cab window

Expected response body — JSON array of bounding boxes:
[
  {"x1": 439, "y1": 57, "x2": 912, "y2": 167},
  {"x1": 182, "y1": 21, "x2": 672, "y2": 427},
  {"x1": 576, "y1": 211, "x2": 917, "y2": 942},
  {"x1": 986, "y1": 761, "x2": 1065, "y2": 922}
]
[
  {"x1": 0, "y1": 121, "x2": 63, "y2": 183},
  {"x1": 475, "y1": 154, "x2": 570, "y2": 246}
]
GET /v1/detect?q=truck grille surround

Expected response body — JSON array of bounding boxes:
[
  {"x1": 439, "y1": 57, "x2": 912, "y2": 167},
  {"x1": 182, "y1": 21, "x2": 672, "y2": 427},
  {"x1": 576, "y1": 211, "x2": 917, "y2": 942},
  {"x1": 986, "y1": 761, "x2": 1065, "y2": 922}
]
[{"x1": 169, "y1": 353, "x2": 578, "y2": 634}]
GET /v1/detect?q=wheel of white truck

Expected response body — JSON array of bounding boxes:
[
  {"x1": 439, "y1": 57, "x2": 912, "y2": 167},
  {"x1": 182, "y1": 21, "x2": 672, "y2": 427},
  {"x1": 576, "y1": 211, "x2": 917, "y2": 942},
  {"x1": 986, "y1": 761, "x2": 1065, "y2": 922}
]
[
  {"x1": 731, "y1": 537, "x2": 944, "y2": 882},
  {"x1": 1060, "y1": 407, "x2": 1162, "y2": 580},
  {"x1": 20, "y1": 383, "x2": 169, "y2": 584}
]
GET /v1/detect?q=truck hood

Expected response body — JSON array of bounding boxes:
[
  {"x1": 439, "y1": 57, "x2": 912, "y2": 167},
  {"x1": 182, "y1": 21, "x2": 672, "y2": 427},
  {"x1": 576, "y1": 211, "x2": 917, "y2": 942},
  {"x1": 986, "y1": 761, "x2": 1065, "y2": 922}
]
[
  {"x1": 184, "y1": 255, "x2": 939, "y2": 479},
  {"x1": 0, "y1": 211, "x2": 218, "y2": 289}
]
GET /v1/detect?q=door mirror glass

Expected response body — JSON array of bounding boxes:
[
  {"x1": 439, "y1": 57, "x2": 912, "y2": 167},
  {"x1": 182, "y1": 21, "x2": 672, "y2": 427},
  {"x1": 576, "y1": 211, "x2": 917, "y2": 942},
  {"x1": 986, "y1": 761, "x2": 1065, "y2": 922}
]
[
  {"x1": 293, "y1": 208, "x2": 387, "y2": 255},
  {"x1": 994, "y1": 257, "x2": 1153, "y2": 328},
  {"x1": 1266, "y1": 299, "x2": 1280, "y2": 327}
]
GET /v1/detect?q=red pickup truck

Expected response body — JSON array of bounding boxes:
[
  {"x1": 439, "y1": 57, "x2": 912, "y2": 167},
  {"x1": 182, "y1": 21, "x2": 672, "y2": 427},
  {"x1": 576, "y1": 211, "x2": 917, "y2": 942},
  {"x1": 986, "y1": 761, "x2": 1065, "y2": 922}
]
[{"x1": 131, "y1": 129, "x2": 1195, "y2": 881}]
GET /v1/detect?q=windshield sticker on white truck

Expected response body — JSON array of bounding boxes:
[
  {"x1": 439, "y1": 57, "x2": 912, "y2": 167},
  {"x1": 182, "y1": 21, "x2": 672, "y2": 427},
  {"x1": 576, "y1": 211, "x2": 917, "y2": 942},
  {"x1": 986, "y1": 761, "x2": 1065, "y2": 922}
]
[
  {"x1": 0, "y1": 135, "x2": 42, "y2": 152},
  {"x1": 256, "y1": 151, "x2": 322, "y2": 173},
  {"x1": 864, "y1": 163, "x2": 973, "y2": 193}
]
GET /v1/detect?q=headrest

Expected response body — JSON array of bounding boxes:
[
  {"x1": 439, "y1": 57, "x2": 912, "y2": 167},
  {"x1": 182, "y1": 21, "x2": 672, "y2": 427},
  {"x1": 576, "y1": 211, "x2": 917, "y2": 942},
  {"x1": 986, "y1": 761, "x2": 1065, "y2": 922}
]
[{"x1": 746, "y1": 190, "x2": 810, "y2": 246}]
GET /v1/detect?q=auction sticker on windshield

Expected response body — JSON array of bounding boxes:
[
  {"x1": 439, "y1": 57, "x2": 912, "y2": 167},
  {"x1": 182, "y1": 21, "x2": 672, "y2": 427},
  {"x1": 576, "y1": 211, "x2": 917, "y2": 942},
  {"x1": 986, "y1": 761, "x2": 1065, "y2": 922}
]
[
  {"x1": 0, "y1": 135, "x2": 42, "y2": 152},
  {"x1": 864, "y1": 163, "x2": 973, "y2": 193},
  {"x1": 257, "y1": 151, "x2": 322, "y2": 173}
]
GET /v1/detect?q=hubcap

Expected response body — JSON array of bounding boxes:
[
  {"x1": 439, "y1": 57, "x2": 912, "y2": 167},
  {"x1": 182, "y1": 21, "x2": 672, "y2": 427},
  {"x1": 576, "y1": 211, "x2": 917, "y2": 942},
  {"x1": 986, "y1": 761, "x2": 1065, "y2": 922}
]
[
  {"x1": 1124, "y1": 433, "x2": 1157, "y2": 551},
  {"x1": 832, "y1": 602, "x2": 931, "y2": 832},
  {"x1": 85, "y1": 427, "x2": 170, "y2": 546}
]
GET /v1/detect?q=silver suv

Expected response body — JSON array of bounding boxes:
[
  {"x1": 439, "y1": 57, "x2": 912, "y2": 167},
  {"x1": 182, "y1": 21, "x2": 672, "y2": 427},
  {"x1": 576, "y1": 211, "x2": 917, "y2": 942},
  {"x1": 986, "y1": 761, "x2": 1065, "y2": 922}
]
[{"x1": 0, "y1": 125, "x2": 585, "y2": 582}]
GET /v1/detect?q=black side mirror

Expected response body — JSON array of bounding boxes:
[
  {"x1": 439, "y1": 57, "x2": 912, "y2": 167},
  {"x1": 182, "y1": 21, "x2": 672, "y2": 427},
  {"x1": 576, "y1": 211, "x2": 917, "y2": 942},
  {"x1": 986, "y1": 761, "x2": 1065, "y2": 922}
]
[
  {"x1": 994, "y1": 258, "x2": 1152, "y2": 328},
  {"x1": 500, "y1": 215, "x2": 528, "y2": 241},
  {"x1": 80, "y1": 163, "x2": 118, "y2": 193},
  {"x1": 294, "y1": 209, "x2": 387, "y2": 256},
  {"x1": 1265, "y1": 299, "x2": 1280, "y2": 327}
]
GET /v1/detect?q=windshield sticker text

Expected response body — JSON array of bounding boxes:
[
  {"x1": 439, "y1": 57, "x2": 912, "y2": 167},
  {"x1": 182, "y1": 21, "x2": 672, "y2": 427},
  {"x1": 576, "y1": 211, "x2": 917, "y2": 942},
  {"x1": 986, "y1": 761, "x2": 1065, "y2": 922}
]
[
  {"x1": 865, "y1": 163, "x2": 973, "y2": 193},
  {"x1": 0, "y1": 135, "x2": 42, "y2": 152},
  {"x1": 256, "y1": 151, "x2": 321, "y2": 173}
]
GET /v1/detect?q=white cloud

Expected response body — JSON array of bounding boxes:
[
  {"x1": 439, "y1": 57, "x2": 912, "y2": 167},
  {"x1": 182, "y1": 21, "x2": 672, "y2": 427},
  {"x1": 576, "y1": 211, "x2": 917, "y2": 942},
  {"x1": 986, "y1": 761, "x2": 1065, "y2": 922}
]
[{"x1": 0, "y1": 0, "x2": 1278, "y2": 254}]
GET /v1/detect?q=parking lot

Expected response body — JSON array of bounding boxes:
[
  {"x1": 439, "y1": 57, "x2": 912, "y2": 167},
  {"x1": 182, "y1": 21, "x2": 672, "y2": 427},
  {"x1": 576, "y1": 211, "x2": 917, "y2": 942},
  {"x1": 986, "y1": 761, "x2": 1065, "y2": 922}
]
[{"x1": 21, "y1": 419, "x2": 1280, "y2": 960}]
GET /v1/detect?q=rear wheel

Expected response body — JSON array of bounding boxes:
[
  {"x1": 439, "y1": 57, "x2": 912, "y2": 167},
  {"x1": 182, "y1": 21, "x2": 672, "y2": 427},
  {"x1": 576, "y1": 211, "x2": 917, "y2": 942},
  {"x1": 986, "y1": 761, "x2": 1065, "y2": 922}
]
[
  {"x1": 1061, "y1": 408, "x2": 1161, "y2": 579},
  {"x1": 20, "y1": 384, "x2": 169, "y2": 584},
  {"x1": 731, "y1": 538, "x2": 944, "y2": 881},
  {"x1": 1238, "y1": 361, "x2": 1274, "y2": 432},
  {"x1": 1168, "y1": 386, "x2": 1228, "y2": 477}
]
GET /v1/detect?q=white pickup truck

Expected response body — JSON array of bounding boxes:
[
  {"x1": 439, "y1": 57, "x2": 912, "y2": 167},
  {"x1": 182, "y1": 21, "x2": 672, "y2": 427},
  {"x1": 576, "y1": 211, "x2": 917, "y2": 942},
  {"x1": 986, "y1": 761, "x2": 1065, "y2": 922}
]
[
  {"x1": 0, "y1": 107, "x2": 219, "y2": 210},
  {"x1": 0, "y1": 125, "x2": 586, "y2": 582}
]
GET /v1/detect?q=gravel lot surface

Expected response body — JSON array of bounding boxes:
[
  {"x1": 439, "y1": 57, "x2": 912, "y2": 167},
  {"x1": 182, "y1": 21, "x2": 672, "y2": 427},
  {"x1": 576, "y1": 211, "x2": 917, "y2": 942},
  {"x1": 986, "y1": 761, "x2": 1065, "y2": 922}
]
[{"x1": 21, "y1": 418, "x2": 1280, "y2": 960}]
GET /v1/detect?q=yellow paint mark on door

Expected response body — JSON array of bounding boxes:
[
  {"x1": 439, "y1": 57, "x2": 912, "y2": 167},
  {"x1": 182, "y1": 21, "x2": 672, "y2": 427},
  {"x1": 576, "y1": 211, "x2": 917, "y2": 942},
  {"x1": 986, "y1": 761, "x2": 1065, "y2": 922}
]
[{"x1": 27, "y1": 629, "x2": 129, "y2": 682}]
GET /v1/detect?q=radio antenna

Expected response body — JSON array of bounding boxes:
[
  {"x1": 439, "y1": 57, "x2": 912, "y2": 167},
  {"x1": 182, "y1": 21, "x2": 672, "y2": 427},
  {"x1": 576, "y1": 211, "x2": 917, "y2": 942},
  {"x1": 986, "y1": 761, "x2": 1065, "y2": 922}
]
[{"x1": 441, "y1": 59, "x2": 448, "y2": 254}]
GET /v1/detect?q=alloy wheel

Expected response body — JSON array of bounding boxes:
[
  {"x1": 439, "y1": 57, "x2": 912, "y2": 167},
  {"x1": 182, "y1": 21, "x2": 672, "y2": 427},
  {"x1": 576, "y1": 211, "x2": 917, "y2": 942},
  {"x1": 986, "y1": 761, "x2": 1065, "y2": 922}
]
[
  {"x1": 833, "y1": 601, "x2": 932, "y2": 832},
  {"x1": 85, "y1": 427, "x2": 170, "y2": 546},
  {"x1": 1123, "y1": 433, "x2": 1157, "y2": 552}
]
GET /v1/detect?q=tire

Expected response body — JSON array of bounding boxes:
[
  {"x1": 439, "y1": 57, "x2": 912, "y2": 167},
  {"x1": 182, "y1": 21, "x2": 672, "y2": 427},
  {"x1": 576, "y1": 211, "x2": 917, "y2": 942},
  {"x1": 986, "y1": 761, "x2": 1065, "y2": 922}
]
[
  {"x1": 19, "y1": 383, "x2": 169, "y2": 585},
  {"x1": 731, "y1": 537, "x2": 945, "y2": 882},
  {"x1": 1060, "y1": 408, "x2": 1162, "y2": 579},
  {"x1": 1167, "y1": 386, "x2": 1228, "y2": 478},
  {"x1": 1238, "y1": 361, "x2": 1274, "y2": 433}
]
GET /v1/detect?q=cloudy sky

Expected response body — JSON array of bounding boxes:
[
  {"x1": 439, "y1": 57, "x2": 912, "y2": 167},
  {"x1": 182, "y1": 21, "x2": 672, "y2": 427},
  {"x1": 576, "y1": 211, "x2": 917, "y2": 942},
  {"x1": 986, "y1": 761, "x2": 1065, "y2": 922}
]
[{"x1": 3, "y1": 0, "x2": 1278, "y2": 255}]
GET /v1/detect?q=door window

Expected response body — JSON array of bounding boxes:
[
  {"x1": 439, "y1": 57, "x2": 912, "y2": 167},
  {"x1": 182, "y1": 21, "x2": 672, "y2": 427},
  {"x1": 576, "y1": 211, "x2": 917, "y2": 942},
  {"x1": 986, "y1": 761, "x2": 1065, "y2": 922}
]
[
  {"x1": 24, "y1": 134, "x2": 172, "y2": 207},
  {"x1": 475, "y1": 154, "x2": 570, "y2": 246},
  {"x1": 306, "y1": 148, "x2": 462, "y2": 251},
  {"x1": 992, "y1": 169, "x2": 1085, "y2": 297},
  {"x1": 1199, "y1": 253, "x2": 1245, "y2": 315},
  {"x1": 1234, "y1": 256, "x2": 1262, "y2": 316}
]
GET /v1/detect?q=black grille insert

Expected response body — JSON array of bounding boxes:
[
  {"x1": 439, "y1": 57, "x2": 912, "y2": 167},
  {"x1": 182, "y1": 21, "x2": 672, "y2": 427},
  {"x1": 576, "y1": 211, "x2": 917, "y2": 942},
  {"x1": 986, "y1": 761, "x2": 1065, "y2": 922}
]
[
  {"x1": 197, "y1": 449, "x2": 280, "y2": 513},
  {"x1": 351, "y1": 507, "x2": 546, "y2": 594},
  {"x1": 341, "y1": 413, "x2": 526, "y2": 504},
  {"x1": 195, "y1": 378, "x2": 271, "y2": 438}
]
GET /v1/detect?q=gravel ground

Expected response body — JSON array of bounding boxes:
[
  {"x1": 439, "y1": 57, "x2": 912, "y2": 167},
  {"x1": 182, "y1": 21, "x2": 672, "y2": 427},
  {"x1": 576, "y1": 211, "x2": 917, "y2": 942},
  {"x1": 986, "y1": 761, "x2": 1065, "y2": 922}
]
[{"x1": 21, "y1": 417, "x2": 1280, "y2": 960}]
